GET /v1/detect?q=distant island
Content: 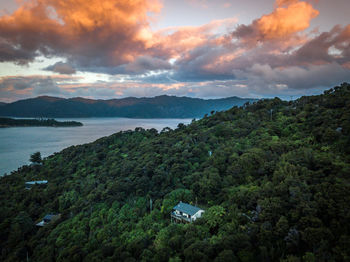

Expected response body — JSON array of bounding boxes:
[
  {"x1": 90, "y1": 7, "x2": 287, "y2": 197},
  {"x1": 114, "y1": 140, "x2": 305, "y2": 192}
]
[
  {"x1": 0, "y1": 95, "x2": 258, "y2": 118},
  {"x1": 0, "y1": 117, "x2": 83, "y2": 127}
]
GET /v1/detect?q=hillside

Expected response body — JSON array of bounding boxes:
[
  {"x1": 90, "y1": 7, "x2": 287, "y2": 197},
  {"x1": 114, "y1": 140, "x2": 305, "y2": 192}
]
[
  {"x1": 0, "y1": 83, "x2": 349, "y2": 261},
  {"x1": 0, "y1": 95, "x2": 257, "y2": 118}
]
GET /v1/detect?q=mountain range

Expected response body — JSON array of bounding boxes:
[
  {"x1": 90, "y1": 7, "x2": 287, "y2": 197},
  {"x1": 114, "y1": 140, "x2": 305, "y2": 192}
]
[{"x1": 0, "y1": 95, "x2": 257, "y2": 118}]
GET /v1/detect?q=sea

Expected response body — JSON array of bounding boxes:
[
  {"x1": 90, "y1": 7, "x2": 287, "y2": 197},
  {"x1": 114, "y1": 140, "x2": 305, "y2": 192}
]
[{"x1": 0, "y1": 117, "x2": 191, "y2": 176}]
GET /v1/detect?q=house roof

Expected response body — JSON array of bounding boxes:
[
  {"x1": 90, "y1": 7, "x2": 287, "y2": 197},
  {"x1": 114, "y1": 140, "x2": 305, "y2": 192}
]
[
  {"x1": 173, "y1": 202, "x2": 202, "y2": 216},
  {"x1": 25, "y1": 180, "x2": 48, "y2": 185},
  {"x1": 43, "y1": 214, "x2": 56, "y2": 221}
]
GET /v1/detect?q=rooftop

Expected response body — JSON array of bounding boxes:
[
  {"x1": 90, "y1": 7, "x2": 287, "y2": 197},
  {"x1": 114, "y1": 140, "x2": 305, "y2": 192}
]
[
  {"x1": 173, "y1": 202, "x2": 202, "y2": 216},
  {"x1": 25, "y1": 180, "x2": 48, "y2": 185},
  {"x1": 43, "y1": 214, "x2": 56, "y2": 221}
]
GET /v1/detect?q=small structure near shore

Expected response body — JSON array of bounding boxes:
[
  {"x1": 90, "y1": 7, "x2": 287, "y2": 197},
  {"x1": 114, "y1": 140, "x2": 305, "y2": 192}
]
[
  {"x1": 25, "y1": 180, "x2": 48, "y2": 190},
  {"x1": 36, "y1": 214, "x2": 61, "y2": 227},
  {"x1": 171, "y1": 202, "x2": 204, "y2": 223}
]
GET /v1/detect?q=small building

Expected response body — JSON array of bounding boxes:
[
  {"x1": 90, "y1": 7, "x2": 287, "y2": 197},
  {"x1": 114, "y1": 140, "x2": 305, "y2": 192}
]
[
  {"x1": 171, "y1": 202, "x2": 204, "y2": 223},
  {"x1": 25, "y1": 180, "x2": 48, "y2": 190},
  {"x1": 36, "y1": 214, "x2": 61, "y2": 227}
]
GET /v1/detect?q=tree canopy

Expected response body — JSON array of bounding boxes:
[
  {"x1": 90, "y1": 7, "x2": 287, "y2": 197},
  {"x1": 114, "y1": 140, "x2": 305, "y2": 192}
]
[
  {"x1": 29, "y1": 152, "x2": 42, "y2": 164},
  {"x1": 0, "y1": 83, "x2": 350, "y2": 261}
]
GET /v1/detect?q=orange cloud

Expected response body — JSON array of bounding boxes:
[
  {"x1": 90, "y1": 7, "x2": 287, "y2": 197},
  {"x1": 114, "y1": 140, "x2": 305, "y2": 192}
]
[
  {"x1": 0, "y1": 0, "x2": 240, "y2": 71},
  {"x1": 0, "y1": 0, "x2": 162, "y2": 66},
  {"x1": 151, "y1": 18, "x2": 238, "y2": 59},
  {"x1": 258, "y1": 1, "x2": 319, "y2": 40},
  {"x1": 234, "y1": 0, "x2": 319, "y2": 45}
]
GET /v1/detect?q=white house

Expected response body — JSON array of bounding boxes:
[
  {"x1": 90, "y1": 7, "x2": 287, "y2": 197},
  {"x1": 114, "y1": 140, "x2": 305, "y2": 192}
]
[
  {"x1": 36, "y1": 214, "x2": 61, "y2": 227},
  {"x1": 171, "y1": 202, "x2": 205, "y2": 223},
  {"x1": 25, "y1": 180, "x2": 48, "y2": 190}
]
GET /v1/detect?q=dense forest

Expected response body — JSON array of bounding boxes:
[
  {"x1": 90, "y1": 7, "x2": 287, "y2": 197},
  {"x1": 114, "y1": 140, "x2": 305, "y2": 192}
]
[
  {"x1": 0, "y1": 95, "x2": 257, "y2": 118},
  {"x1": 0, "y1": 118, "x2": 83, "y2": 127},
  {"x1": 0, "y1": 83, "x2": 349, "y2": 261}
]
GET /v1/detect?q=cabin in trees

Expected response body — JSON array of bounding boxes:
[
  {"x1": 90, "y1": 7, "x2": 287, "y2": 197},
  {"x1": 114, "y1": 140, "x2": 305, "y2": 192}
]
[
  {"x1": 36, "y1": 214, "x2": 61, "y2": 227},
  {"x1": 171, "y1": 202, "x2": 204, "y2": 223},
  {"x1": 25, "y1": 180, "x2": 48, "y2": 190}
]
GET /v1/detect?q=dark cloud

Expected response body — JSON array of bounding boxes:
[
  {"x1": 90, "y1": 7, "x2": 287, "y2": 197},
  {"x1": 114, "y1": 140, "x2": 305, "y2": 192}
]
[
  {"x1": 233, "y1": 63, "x2": 350, "y2": 92},
  {"x1": 0, "y1": 75, "x2": 79, "y2": 95},
  {"x1": 0, "y1": 39, "x2": 36, "y2": 63},
  {"x1": 45, "y1": 62, "x2": 76, "y2": 75},
  {"x1": 0, "y1": 0, "x2": 162, "y2": 67},
  {"x1": 0, "y1": 75, "x2": 70, "y2": 101},
  {"x1": 124, "y1": 56, "x2": 172, "y2": 73},
  {"x1": 0, "y1": 77, "x2": 29, "y2": 90},
  {"x1": 295, "y1": 25, "x2": 350, "y2": 65},
  {"x1": 167, "y1": 22, "x2": 350, "y2": 85},
  {"x1": 87, "y1": 56, "x2": 172, "y2": 75}
]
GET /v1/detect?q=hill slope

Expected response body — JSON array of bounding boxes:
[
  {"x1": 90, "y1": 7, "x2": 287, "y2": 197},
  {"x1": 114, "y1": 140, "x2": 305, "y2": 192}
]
[
  {"x1": 0, "y1": 95, "x2": 257, "y2": 118},
  {"x1": 0, "y1": 83, "x2": 349, "y2": 261}
]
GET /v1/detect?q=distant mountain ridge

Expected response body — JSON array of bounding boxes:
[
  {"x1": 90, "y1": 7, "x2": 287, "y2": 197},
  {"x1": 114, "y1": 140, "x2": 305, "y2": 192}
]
[{"x1": 0, "y1": 95, "x2": 258, "y2": 118}]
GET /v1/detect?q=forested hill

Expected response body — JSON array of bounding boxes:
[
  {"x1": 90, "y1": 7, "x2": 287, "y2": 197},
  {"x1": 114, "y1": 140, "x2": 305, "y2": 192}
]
[
  {"x1": 1, "y1": 83, "x2": 350, "y2": 261},
  {"x1": 0, "y1": 95, "x2": 257, "y2": 118}
]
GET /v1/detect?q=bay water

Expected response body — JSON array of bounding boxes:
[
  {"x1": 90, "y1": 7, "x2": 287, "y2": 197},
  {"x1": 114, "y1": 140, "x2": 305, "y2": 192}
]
[{"x1": 0, "y1": 118, "x2": 191, "y2": 176}]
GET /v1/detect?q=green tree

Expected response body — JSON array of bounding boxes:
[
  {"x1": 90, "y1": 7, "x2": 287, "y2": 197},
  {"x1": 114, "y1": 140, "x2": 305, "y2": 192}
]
[
  {"x1": 204, "y1": 205, "x2": 226, "y2": 232},
  {"x1": 30, "y1": 151, "x2": 42, "y2": 164}
]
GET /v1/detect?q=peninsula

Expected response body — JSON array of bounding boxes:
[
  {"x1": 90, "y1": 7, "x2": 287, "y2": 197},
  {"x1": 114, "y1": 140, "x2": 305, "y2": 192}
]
[{"x1": 0, "y1": 117, "x2": 83, "y2": 127}]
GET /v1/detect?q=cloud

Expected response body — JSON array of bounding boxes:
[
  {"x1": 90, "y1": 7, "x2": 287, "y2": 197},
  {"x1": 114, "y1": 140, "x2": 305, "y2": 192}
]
[
  {"x1": 0, "y1": 38, "x2": 36, "y2": 63},
  {"x1": 0, "y1": 0, "x2": 349, "y2": 101},
  {"x1": 294, "y1": 25, "x2": 350, "y2": 65},
  {"x1": 124, "y1": 56, "x2": 172, "y2": 74},
  {"x1": 257, "y1": 1, "x2": 318, "y2": 40},
  {"x1": 0, "y1": 0, "x2": 238, "y2": 73},
  {"x1": 149, "y1": 18, "x2": 238, "y2": 60},
  {"x1": 161, "y1": 0, "x2": 349, "y2": 89},
  {"x1": 0, "y1": 74, "x2": 251, "y2": 101},
  {"x1": 0, "y1": 0, "x2": 162, "y2": 68},
  {"x1": 234, "y1": 0, "x2": 318, "y2": 44},
  {"x1": 45, "y1": 61, "x2": 76, "y2": 74},
  {"x1": 234, "y1": 62, "x2": 350, "y2": 93},
  {"x1": 0, "y1": 75, "x2": 81, "y2": 99}
]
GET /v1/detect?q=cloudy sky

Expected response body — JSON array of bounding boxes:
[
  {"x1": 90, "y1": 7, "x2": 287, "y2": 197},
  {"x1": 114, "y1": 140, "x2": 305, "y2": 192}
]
[{"x1": 0, "y1": 0, "x2": 349, "y2": 102}]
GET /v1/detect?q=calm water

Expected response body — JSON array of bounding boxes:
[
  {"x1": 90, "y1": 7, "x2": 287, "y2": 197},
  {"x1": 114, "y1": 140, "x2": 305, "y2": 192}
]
[{"x1": 0, "y1": 118, "x2": 191, "y2": 176}]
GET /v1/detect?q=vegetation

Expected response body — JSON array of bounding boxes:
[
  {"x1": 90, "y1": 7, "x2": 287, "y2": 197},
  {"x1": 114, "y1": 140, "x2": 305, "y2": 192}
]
[
  {"x1": 0, "y1": 83, "x2": 349, "y2": 261},
  {"x1": 30, "y1": 152, "x2": 42, "y2": 165},
  {"x1": 0, "y1": 118, "x2": 83, "y2": 127}
]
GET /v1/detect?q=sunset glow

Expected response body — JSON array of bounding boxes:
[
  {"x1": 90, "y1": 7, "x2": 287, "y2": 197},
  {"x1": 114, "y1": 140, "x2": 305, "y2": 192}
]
[{"x1": 0, "y1": 0, "x2": 349, "y2": 101}]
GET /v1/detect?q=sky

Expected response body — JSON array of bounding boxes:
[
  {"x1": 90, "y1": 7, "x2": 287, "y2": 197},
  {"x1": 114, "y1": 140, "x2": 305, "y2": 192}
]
[{"x1": 0, "y1": 0, "x2": 349, "y2": 102}]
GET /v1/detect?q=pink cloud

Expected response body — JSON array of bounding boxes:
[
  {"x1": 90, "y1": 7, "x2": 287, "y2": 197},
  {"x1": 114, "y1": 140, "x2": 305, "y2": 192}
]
[
  {"x1": 0, "y1": 0, "x2": 349, "y2": 100},
  {"x1": 0, "y1": 0, "x2": 162, "y2": 67}
]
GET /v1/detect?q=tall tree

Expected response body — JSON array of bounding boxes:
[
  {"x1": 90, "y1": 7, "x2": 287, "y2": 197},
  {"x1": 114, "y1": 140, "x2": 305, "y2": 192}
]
[{"x1": 30, "y1": 152, "x2": 42, "y2": 164}]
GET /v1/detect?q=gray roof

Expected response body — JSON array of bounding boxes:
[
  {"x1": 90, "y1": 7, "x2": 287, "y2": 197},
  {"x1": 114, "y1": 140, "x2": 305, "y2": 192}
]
[
  {"x1": 25, "y1": 180, "x2": 48, "y2": 185},
  {"x1": 43, "y1": 214, "x2": 56, "y2": 221},
  {"x1": 173, "y1": 202, "x2": 202, "y2": 216}
]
